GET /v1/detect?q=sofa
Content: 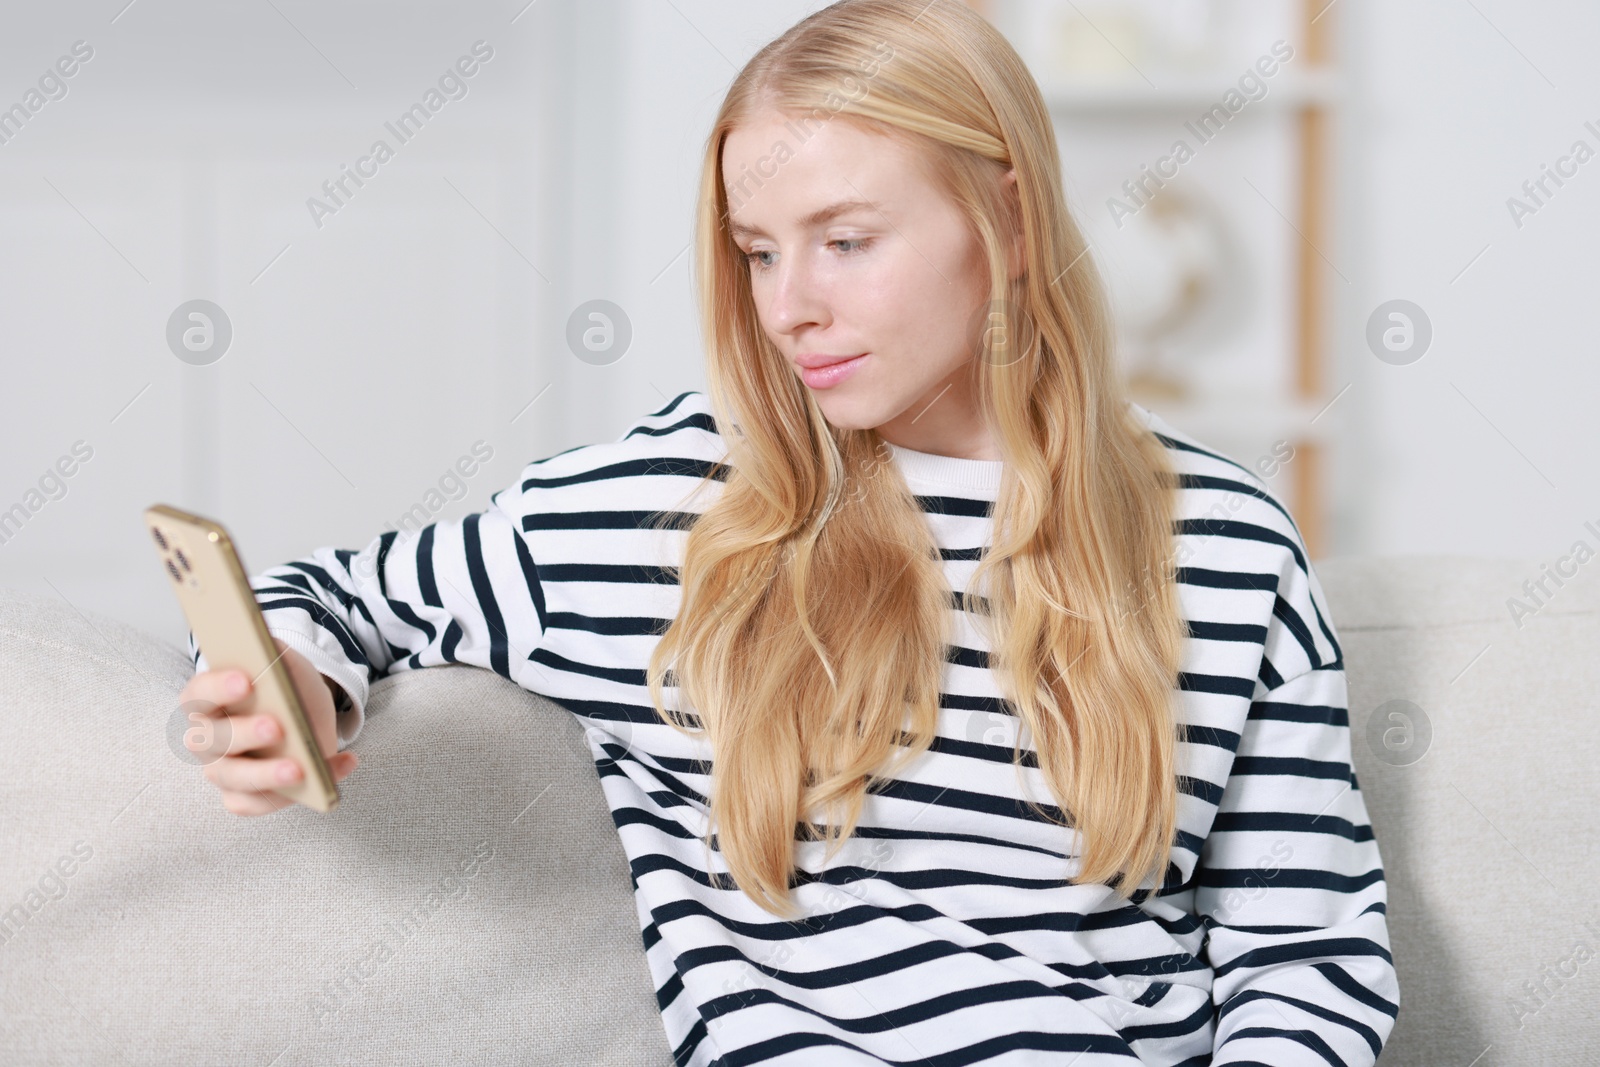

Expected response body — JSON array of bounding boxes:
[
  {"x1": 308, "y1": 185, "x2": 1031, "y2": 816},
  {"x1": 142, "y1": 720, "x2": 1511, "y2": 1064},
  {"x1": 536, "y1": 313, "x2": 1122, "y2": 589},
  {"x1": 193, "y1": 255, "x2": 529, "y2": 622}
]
[{"x1": 1, "y1": 554, "x2": 1596, "y2": 1065}]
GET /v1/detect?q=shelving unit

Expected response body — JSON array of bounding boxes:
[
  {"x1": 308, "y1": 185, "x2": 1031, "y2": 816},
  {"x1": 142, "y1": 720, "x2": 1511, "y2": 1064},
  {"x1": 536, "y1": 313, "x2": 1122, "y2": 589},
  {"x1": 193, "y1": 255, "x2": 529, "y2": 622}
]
[{"x1": 969, "y1": 0, "x2": 1341, "y2": 557}]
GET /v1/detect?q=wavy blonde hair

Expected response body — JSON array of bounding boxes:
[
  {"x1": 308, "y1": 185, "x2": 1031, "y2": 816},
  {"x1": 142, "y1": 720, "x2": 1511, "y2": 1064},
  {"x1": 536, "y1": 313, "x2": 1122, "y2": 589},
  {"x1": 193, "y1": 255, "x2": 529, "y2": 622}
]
[{"x1": 645, "y1": 0, "x2": 1188, "y2": 921}]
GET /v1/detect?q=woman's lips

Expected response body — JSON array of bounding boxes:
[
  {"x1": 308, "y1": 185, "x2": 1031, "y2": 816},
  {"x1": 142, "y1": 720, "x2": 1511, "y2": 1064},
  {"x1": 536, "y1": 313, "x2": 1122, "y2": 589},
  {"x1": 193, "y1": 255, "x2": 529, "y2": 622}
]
[{"x1": 799, "y1": 353, "x2": 868, "y2": 389}]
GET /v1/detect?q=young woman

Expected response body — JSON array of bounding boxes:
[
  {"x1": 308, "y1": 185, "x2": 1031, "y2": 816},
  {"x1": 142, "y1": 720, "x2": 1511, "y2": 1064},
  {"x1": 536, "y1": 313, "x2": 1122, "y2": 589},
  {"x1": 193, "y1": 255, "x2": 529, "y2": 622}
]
[{"x1": 180, "y1": 1, "x2": 1398, "y2": 1062}]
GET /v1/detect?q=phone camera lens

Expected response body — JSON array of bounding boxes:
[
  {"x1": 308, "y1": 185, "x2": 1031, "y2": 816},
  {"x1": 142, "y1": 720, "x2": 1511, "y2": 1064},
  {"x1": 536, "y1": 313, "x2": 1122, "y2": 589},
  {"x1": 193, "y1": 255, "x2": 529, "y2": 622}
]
[
  {"x1": 151, "y1": 526, "x2": 168, "y2": 550},
  {"x1": 165, "y1": 559, "x2": 182, "y2": 583},
  {"x1": 174, "y1": 547, "x2": 191, "y2": 572}
]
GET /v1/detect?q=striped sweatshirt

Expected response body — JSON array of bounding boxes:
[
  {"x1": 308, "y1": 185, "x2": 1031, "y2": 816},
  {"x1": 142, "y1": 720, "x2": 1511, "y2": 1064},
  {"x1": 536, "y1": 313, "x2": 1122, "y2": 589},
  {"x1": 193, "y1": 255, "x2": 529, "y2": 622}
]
[{"x1": 189, "y1": 390, "x2": 1398, "y2": 1065}]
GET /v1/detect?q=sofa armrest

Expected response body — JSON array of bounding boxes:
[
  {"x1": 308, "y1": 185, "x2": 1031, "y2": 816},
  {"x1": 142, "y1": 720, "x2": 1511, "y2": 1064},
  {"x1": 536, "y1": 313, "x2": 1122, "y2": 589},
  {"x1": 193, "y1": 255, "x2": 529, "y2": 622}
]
[{"x1": 0, "y1": 586, "x2": 670, "y2": 1065}]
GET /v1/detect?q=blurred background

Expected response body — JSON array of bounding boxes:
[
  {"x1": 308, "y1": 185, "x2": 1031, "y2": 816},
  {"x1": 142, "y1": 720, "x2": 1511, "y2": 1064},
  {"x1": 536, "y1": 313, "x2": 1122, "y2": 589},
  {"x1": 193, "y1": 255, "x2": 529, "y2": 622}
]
[{"x1": 2, "y1": 0, "x2": 1596, "y2": 650}]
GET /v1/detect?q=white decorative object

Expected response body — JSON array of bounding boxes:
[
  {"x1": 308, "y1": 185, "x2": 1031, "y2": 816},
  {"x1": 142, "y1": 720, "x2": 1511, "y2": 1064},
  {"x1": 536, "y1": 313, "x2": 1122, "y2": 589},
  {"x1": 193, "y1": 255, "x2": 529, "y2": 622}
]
[{"x1": 1098, "y1": 186, "x2": 1244, "y2": 401}]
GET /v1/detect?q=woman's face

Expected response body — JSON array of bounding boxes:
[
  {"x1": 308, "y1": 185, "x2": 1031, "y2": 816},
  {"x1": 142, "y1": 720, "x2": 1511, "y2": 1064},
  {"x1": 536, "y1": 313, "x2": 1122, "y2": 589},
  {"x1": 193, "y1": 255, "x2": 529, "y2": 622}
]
[{"x1": 722, "y1": 108, "x2": 1018, "y2": 461}]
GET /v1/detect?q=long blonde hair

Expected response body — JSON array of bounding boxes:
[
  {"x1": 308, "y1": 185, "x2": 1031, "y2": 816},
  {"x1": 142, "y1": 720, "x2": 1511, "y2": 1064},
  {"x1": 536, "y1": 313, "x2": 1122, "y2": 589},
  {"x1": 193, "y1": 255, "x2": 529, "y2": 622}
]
[{"x1": 646, "y1": 0, "x2": 1188, "y2": 921}]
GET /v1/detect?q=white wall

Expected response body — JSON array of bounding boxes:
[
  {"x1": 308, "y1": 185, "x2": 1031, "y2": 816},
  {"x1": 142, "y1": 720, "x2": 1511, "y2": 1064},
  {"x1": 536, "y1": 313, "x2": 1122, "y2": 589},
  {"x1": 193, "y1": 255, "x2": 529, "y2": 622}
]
[
  {"x1": 1334, "y1": 0, "x2": 1600, "y2": 561},
  {"x1": 0, "y1": 0, "x2": 829, "y2": 649},
  {"x1": 2, "y1": 0, "x2": 1595, "y2": 654}
]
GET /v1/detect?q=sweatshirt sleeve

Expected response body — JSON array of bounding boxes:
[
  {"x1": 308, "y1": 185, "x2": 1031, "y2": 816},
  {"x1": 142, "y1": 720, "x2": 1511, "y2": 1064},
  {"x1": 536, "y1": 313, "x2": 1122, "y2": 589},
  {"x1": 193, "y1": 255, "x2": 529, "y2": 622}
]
[
  {"x1": 186, "y1": 474, "x2": 546, "y2": 752},
  {"x1": 1195, "y1": 602, "x2": 1400, "y2": 1061}
]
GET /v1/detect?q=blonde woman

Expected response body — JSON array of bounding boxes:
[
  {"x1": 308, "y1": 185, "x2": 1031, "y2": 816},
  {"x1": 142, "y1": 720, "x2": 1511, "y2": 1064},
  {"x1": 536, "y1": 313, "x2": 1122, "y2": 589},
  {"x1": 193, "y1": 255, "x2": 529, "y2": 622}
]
[{"x1": 179, "y1": 1, "x2": 1398, "y2": 1062}]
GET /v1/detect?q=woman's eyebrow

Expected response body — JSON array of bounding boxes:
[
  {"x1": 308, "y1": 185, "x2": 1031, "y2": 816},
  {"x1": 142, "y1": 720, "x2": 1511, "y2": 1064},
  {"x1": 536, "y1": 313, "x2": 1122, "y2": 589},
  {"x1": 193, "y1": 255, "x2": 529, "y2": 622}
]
[{"x1": 727, "y1": 198, "x2": 881, "y2": 238}]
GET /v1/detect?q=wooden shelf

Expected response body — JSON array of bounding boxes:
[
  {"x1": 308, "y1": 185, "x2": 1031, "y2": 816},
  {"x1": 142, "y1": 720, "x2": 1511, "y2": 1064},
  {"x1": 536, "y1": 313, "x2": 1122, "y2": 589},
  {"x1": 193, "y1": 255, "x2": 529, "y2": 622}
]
[
  {"x1": 1132, "y1": 388, "x2": 1343, "y2": 452},
  {"x1": 1041, "y1": 69, "x2": 1343, "y2": 115}
]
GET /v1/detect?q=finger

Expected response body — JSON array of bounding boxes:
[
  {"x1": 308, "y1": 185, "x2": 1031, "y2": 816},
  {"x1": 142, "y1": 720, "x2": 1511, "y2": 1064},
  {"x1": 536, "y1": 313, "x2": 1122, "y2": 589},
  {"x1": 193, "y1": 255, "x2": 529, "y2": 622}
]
[
  {"x1": 204, "y1": 753, "x2": 302, "y2": 794},
  {"x1": 180, "y1": 709, "x2": 279, "y2": 763},
  {"x1": 186, "y1": 712, "x2": 286, "y2": 759},
  {"x1": 218, "y1": 787, "x2": 295, "y2": 818},
  {"x1": 332, "y1": 751, "x2": 359, "y2": 782},
  {"x1": 218, "y1": 752, "x2": 355, "y2": 814},
  {"x1": 180, "y1": 669, "x2": 252, "y2": 710}
]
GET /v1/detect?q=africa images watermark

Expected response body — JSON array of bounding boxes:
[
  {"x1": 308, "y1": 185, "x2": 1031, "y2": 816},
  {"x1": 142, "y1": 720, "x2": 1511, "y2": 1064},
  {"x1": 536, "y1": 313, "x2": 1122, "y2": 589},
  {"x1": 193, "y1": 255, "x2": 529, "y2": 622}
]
[
  {"x1": 347, "y1": 439, "x2": 496, "y2": 584},
  {"x1": 306, "y1": 40, "x2": 495, "y2": 229},
  {"x1": 305, "y1": 838, "x2": 496, "y2": 1027},
  {"x1": 1107, "y1": 39, "x2": 1297, "y2": 230},
  {"x1": 1504, "y1": 918, "x2": 1600, "y2": 1032},
  {"x1": 0, "y1": 841, "x2": 95, "y2": 948},
  {"x1": 723, "y1": 39, "x2": 896, "y2": 216},
  {"x1": 1506, "y1": 119, "x2": 1600, "y2": 230},
  {"x1": 0, "y1": 40, "x2": 95, "y2": 148},
  {"x1": 1505, "y1": 517, "x2": 1600, "y2": 629},
  {"x1": 0, "y1": 440, "x2": 95, "y2": 548}
]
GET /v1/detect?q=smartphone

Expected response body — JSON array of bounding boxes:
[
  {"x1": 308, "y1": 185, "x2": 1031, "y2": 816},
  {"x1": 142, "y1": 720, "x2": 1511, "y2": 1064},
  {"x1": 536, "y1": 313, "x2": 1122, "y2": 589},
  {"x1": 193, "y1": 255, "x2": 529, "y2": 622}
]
[{"x1": 144, "y1": 503, "x2": 339, "y2": 813}]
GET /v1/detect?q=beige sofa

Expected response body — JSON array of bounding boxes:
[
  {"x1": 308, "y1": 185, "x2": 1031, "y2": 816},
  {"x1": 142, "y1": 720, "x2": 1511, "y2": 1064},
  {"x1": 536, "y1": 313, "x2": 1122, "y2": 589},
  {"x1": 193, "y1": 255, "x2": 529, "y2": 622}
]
[{"x1": 1, "y1": 554, "x2": 1596, "y2": 1064}]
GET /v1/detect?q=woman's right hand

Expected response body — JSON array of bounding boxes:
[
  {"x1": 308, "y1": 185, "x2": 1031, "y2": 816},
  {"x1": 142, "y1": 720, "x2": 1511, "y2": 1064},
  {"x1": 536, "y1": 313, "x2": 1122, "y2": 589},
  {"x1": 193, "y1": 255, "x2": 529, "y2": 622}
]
[{"x1": 177, "y1": 637, "x2": 360, "y2": 816}]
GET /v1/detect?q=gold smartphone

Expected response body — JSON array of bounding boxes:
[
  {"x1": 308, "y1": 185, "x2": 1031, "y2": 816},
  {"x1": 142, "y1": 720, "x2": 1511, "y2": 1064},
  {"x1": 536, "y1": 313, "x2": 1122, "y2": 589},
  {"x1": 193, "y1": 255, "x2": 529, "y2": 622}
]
[{"x1": 145, "y1": 504, "x2": 339, "y2": 813}]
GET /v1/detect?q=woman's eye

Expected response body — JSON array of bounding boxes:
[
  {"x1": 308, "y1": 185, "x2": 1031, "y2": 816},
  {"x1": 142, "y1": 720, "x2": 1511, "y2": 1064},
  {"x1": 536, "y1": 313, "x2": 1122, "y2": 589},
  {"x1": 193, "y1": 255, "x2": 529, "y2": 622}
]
[{"x1": 744, "y1": 239, "x2": 870, "y2": 273}]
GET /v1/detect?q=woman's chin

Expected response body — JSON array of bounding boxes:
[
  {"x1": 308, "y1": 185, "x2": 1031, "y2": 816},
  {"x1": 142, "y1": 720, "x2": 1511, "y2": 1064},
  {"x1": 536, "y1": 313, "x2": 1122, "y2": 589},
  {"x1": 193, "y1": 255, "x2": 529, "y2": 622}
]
[{"x1": 812, "y1": 397, "x2": 884, "y2": 432}]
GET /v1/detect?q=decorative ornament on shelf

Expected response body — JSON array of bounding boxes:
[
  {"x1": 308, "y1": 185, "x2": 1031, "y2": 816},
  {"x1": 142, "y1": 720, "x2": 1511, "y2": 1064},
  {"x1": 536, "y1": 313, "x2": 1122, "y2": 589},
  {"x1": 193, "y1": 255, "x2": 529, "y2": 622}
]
[
  {"x1": 1097, "y1": 184, "x2": 1247, "y2": 405},
  {"x1": 1050, "y1": 0, "x2": 1222, "y2": 83}
]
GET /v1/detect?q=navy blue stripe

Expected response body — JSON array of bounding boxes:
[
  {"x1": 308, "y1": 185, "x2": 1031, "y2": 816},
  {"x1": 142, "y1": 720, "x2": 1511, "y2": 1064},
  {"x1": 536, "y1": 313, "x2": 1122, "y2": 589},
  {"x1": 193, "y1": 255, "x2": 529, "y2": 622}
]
[
  {"x1": 415, "y1": 524, "x2": 441, "y2": 607},
  {"x1": 505, "y1": 518, "x2": 547, "y2": 637},
  {"x1": 462, "y1": 513, "x2": 509, "y2": 680},
  {"x1": 256, "y1": 595, "x2": 369, "y2": 670}
]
